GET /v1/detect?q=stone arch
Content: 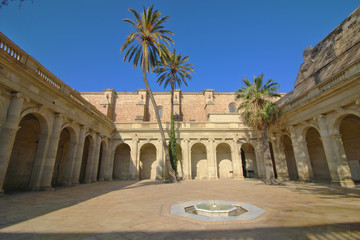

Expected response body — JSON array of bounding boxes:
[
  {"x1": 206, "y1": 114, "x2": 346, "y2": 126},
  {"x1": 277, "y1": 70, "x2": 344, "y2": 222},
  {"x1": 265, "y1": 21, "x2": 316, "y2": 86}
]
[
  {"x1": 216, "y1": 142, "x2": 233, "y2": 179},
  {"x1": 4, "y1": 112, "x2": 48, "y2": 191},
  {"x1": 306, "y1": 127, "x2": 331, "y2": 181},
  {"x1": 52, "y1": 126, "x2": 77, "y2": 186},
  {"x1": 191, "y1": 142, "x2": 208, "y2": 179},
  {"x1": 97, "y1": 140, "x2": 108, "y2": 181},
  {"x1": 331, "y1": 109, "x2": 360, "y2": 133},
  {"x1": 113, "y1": 143, "x2": 131, "y2": 180},
  {"x1": 140, "y1": 143, "x2": 157, "y2": 179},
  {"x1": 281, "y1": 134, "x2": 298, "y2": 180},
  {"x1": 79, "y1": 134, "x2": 95, "y2": 183},
  {"x1": 339, "y1": 114, "x2": 360, "y2": 181},
  {"x1": 241, "y1": 143, "x2": 257, "y2": 178}
]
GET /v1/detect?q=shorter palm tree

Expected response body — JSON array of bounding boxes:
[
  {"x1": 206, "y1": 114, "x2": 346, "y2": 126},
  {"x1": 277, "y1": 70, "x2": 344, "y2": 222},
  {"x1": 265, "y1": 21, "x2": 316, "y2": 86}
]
[
  {"x1": 154, "y1": 49, "x2": 194, "y2": 176},
  {"x1": 236, "y1": 74, "x2": 281, "y2": 184}
]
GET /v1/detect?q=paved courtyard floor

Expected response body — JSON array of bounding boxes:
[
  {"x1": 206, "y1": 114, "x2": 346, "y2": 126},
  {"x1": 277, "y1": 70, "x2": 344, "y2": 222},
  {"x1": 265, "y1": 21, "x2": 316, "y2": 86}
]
[{"x1": 0, "y1": 179, "x2": 359, "y2": 240}]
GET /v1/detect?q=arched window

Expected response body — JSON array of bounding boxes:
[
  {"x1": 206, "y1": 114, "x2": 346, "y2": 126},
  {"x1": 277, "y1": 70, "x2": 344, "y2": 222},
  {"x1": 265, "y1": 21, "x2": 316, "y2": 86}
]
[
  {"x1": 229, "y1": 103, "x2": 236, "y2": 113},
  {"x1": 157, "y1": 106, "x2": 163, "y2": 119}
]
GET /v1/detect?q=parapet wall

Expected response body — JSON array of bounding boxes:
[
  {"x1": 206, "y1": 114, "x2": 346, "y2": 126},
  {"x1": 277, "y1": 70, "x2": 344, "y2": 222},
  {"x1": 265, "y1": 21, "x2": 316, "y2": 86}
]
[{"x1": 277, "y1": 7, "x2": 360, "y2": 108}]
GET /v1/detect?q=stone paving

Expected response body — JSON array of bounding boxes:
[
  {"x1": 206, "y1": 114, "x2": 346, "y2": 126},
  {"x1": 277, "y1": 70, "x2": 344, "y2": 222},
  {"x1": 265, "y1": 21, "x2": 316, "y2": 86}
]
[{"x1": 0, "y1": 179, "x2": 360, "y2": 240}]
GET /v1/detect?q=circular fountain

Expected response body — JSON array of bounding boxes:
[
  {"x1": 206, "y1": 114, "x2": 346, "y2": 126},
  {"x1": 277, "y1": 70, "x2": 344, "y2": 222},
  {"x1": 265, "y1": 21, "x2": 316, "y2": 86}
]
[{"x1": 171, "y1": 200, "x2": 266, "y2": 222}]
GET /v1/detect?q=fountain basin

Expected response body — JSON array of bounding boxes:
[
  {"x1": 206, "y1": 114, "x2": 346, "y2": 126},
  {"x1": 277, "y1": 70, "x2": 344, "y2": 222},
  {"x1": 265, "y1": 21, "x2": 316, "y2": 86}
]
[
  {"x1": 171, "y1": 200, "x2": 266, "y2": 222},
  {"x1": 194, "y1": 202, "x2": 237, "y2": 217}
]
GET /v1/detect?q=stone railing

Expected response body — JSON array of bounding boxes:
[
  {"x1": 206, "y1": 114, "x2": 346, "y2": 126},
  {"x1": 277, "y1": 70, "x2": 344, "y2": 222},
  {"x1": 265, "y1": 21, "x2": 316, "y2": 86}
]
[
  {"x1": 115, "y1": 121, "x2": 246, "y2": 130},
  {"x1": 0, "y1": 32, "x2": 112, "y2": 125}
]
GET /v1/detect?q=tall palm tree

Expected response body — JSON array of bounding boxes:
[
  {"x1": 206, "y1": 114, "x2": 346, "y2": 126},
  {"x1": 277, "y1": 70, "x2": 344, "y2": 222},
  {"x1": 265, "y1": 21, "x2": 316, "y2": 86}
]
[
  {"x1": 154, "y1": 49, "x2": 194, "y2": 175},
  {"x1": 235, "y1": 74, "x2": 281, "y2": 184},
  {"x1": 121, "y1": 6, "x2": 177, "y2": 182}
]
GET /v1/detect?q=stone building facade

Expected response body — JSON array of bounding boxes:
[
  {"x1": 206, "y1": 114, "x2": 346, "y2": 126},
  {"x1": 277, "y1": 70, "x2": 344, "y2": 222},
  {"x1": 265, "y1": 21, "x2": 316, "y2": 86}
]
[{"x1": 0, "y1": 7, "x2": 359, "y2": 195}]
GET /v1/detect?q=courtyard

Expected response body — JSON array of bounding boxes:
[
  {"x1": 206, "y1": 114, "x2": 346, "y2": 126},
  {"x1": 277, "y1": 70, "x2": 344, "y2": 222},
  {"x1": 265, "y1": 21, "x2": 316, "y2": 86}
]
[{"x1": 0, "y1": 179, "x2": 359, "y2": 240}]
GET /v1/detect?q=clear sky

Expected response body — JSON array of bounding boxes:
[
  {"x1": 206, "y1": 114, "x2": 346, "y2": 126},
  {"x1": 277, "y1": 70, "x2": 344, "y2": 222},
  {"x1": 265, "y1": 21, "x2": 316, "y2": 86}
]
[{"x1": 0, "y1": 1, "x2": 359, "y2": 93}]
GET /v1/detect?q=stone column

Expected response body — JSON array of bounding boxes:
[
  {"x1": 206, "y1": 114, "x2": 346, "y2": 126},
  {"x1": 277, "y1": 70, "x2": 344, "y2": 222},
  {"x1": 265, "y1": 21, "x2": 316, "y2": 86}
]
[
  {"x1": 97, "y1": 140, "x2": 108, "y2": 182},
  {"x1": 0, "y1": 93, "x2": 24, "y2": 194},
  {"x1": 84, "y1": 135, "x2": 96, "y2": 183},
  {"x1": 156, "y1": 139, "x2": 164, "y2": 180},
  {"x1": 105, "y1": 141, "x2": 115, "y2": 181},
  {"x1": 40, "y1": 113, "x2": 64, "y2": 190},
  {"x1": 232, "y1": 139, "x2": 244, "y2": 179},
  {"x1": 254, "y1": 141, "x2": 266, "y2": 178},
  {"x1": 289, "y1": 126, "x2": 312, "y2": 181},
  {"x1": 182, "y1": 138, "x2": 191, "y2": 180},
  {"x1": 207, "y1": 138, "x2": 217, "y2": 179},
  {"x1": 91, "y1": 134, "x2": 102, "y2": 182},
  {"x1": 29, "y1": 132, "x2": 51, "y2": 190},
  {"x1": 63, "y1": 139, "x2": 78, "y2": 185},
  {"x1": 270, "y1": 134, "x2": 289, "y2": 180},
  {"x1": 71, "y1": 126, "x2": 87, "y2": 184},
  {"x1": 129, "y1": 139, "x2": 139, "y2": 180},
  {"x1": 317, "y1": 115, "x2": 354, "y2": 187}
]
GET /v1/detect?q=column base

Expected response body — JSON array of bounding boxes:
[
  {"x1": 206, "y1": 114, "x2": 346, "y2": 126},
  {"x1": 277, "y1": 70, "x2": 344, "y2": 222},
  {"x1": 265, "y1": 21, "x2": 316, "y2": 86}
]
[
  {"x1": 332, "y1": 180, "x2": 355, "y2": 188},
  {"x1": 91, "y1": 179, "x2": 97, "y2": 183}
]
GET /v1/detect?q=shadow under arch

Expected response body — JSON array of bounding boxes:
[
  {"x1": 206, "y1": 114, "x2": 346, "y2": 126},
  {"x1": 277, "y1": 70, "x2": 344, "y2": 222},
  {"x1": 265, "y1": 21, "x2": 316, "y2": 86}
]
[
  {"x1": 79, "y1": 134, "x2": 95, "y2": 183},
  {"x1": 190, "y1": 142, "x2": 208, "y2": 179},
  {"x1": 306, "y1": 127, "x2": 331, "y2": 182},
  {"x1": 281, "y1": 134, "x2": 299, "y2": 180},
  {"x1": 4, "y1": 112, "x2": 49, "y2": 191},
  {"x1": 216, "y1": 142, "x2": 233, "y2": 179},
  {"x1": 241, "y1": 143, "x2": 257, "y2": 178},
  {"x1": 338, "y1": 114, "x2": 360, "y2": 182},
  {"x1": 113, "y1": 142, "x2": 131, "y2": 180},
  {"x1": 139, "y1": 143, "x2": 157, "y2": 180},
  {"x1": 52, "y1": 126, "x2": 77, "y2": 186}
]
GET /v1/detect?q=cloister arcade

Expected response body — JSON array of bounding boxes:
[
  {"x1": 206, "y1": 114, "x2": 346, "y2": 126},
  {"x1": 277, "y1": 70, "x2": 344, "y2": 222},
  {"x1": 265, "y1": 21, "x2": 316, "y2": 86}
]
[{"x1": 1, "y1": 12, "x2": 360, "y2": 196}]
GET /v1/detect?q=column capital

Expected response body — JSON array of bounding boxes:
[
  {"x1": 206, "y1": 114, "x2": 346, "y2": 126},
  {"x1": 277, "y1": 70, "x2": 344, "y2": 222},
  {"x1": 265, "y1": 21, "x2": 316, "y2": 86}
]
[{"x1": 208, "y1": 138, "x2": 215, "y2": 143}]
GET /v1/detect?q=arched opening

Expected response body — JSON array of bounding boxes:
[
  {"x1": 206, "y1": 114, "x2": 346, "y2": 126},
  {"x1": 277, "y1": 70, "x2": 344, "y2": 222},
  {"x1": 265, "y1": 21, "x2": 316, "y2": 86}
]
[
  {"x1": 79, "y1": 135, "x2": 94, "y2": 183},
  {"x1": 52, "y1": 128, "x2": 71, "y2": 186},
  {"x1": 97, "y1": 141, "x2": 106, "y2": 181},
  {"x1": 216, "y1": 143, "x2": 233, "y2": 179},
  {"x1": 4, "y1": 114, "x2": 40, "y2": 191},
  {"x1": 282, "y1": 135, "x2": 298, "y2": 180},
  {"x1": 113, "y1": 143, "x2": 131, "y2": 180},
  {"x1": 191, "y1": 143, "x2": 208, "y2": 179},
  {"x1": 140, "y1": 143, "x2": 157, "y2": 179},
  {"x1": 176, "y1": 144, "x2": 183, "y2": 179},
  {"x1": 269, "y1": 142, "x2": 278, "y2": 179},
  {"x1": 306, "y1": 127, "x2": 331, "y2": 181},
  {"x1": 241, "y1": 143, "x2": 257, "y2": 178},
  {"x1": 340, "y1": 114, "x2": 360, "y2": 182}
]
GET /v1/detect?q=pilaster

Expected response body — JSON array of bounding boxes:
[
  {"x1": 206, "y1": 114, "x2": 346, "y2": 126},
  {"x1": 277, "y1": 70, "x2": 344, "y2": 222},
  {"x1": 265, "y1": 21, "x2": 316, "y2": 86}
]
[
  {"x1": 317, "y1": 115, "x2": 354, "y2": 187},
  {"x1": 232, "y1": 139, "x2": 244, "y2": 179},
  {"x1": 91, "y1": 134, "x2": 102, "y2": 182},
  {"x1": 270, "y1": 133, "x2": 289, "y2": 180},
  {"x1": 71, "y1": 125, "x2": 87, "y2": 184},
  {"x1": 0, "y1": 92, "x2": 24, "y2": 194},
  {"x1": 207, "y1": 138, "x2": 217, "y2": 179},
  {"x1": 182, "y1": 138, "x2": 191, "y2": 179},
  {"x1": 129, "y1": 138, "x2": 139, "y2": 180},
  {"x1": 289, "y1": 126, "x2": 312, "y2": 181},
  {"x1": 40, "y1": 113, "x2": 64, "y2": 190}
]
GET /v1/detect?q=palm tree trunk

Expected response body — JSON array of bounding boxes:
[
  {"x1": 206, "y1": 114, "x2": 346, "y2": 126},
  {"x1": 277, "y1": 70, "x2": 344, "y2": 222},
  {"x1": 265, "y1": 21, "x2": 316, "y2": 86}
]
[
  {"x1": 142, "y1": 68, "x2": 177, "y2": 183},
  {"x1": 262, "y1": 129, "x2": 275, "y2": 184}
]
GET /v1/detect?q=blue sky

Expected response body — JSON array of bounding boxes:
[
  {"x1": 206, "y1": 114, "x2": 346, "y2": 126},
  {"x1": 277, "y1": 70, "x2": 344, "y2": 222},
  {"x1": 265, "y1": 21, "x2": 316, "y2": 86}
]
[{"x1": 0, "y1": 1, "x2": 359, "y2": 93}]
